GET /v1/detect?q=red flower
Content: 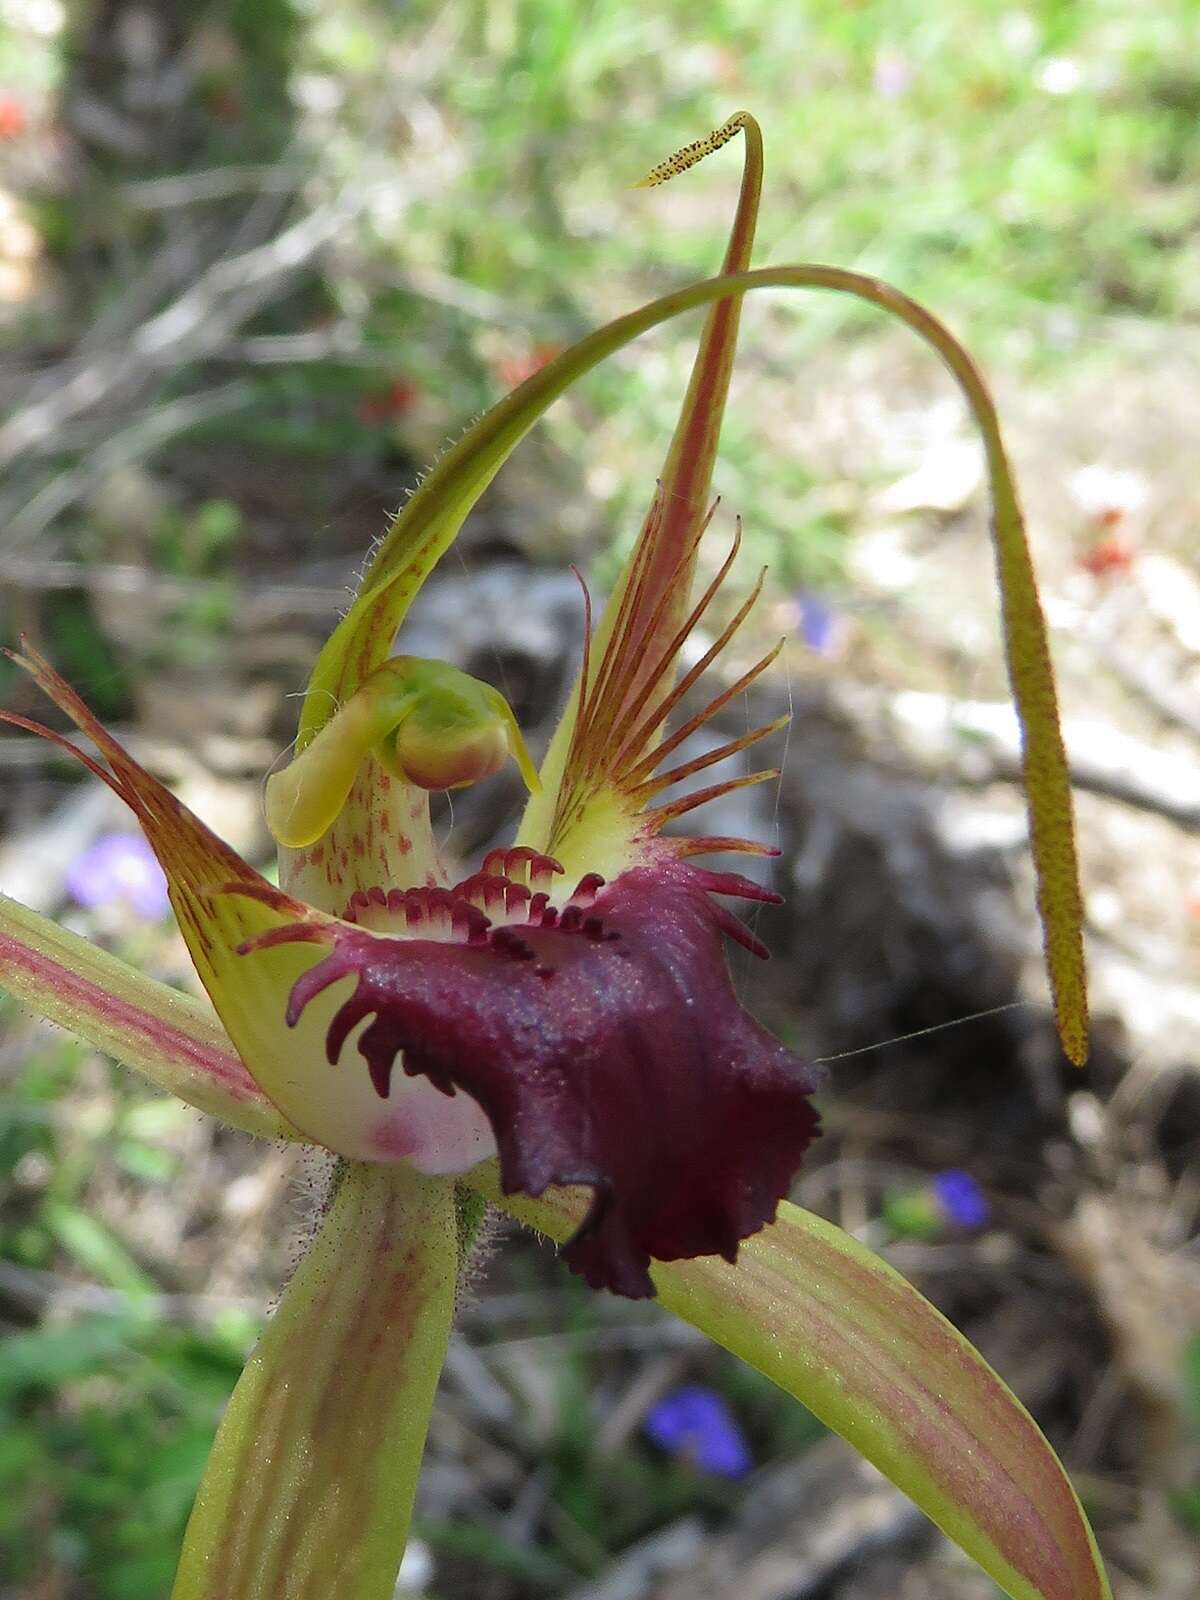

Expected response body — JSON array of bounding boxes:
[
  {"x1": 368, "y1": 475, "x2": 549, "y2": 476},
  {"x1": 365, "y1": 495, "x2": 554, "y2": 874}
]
[
  {"x1": 358, "y1": 376, "x2": 420, "y2": 425},
  {"x1": 0, "y1": 111, "x2": 1086, "y2": 1311},
  {"x1": 237, "y1": 854, "x2": 817, "y2": 1298},
  {"x1": 0, "y1": 96, "x2": 28, "y2": 141},
  {"x1": 1079, "y1": 534, "x2": 1135, "y2": 577},
  {"x1": 495, "y1": 343, "x2": 564, "y2": 390}
]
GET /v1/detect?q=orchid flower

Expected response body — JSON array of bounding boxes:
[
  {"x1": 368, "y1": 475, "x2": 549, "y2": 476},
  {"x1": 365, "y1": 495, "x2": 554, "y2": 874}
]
[{"x1": 0, "y1": 116, "x2": 1108, "y2": 1600}]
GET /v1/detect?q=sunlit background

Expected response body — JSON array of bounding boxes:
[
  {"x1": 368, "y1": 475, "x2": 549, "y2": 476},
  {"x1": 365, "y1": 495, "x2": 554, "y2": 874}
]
[{"x1": 2, "y1": 2, "x2": 1199, "y2": 1595}]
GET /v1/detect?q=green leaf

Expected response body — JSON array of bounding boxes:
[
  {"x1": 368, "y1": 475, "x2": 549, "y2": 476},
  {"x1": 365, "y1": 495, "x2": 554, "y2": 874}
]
[
  {"x1": 468, "y1": 1169, "x2": 1111, "y2": 1600},
  {"x1": 44, "y1": 1201, "x2": 158, "y2": 1298},
  {"x1": 1183, "y1": 1332, "x2": 1200, "y2": 1429},
  {"x1": 171, "y1": 1161, "x2": 458, "y2": 1600},
  {"x1": 0, "y1": 1315, "x2": 135, "y2": 1396},
  {"x1": 0, "y1": 892, "x2": 297, "y2": 1141}
]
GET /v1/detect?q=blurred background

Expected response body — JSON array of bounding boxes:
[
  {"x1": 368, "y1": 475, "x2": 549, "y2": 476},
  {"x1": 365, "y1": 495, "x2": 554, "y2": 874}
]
[{"x1": 1, "y1": 1, "x2": 1199, "y2": 1595}]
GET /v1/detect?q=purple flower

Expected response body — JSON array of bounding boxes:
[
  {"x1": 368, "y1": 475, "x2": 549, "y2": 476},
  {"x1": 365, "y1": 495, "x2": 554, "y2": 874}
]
[
  {"x1": 793, "y1": 589, "x2": 841, "y2": 656},
  {"x1": 932, "y1": 1170, "x2": 990, "y2": 1231},
  {"x1": 644, "y1": 1384, "x2": 752, "y2": 1478},
  {"x1": 66, "y1": 833, "x2": 170, "y2": 921}
]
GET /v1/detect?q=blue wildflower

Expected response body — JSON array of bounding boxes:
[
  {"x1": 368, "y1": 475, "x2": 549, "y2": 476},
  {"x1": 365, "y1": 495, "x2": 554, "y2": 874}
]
[
  {"x1": 932, "y1": 1169, "x2": 991, "y2": 1231},
  {"x1": 793, "y1": 589, "x2": 841, "y2": 656},
  {"x1": 66, "y1": 832, "x2": 170, "y2": 921},
  {"x1": 643, "y1": 1384, "x2": 752, "y2": 1479}
]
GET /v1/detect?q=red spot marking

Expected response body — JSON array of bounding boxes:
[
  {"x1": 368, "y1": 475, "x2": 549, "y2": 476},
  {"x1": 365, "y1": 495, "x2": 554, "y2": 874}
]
[
  {"x1": 371, "y1": 1119, "x2": 420, "y2": 1159},
  {"x1": 378, "y1": 773, "x2": 391, "y2": 792},
  {"x1": 311, "y1": 846, "x2": 325, "y2": 866},
  {"x1": 398, "y1": 836, "x2": 412, "y2": 856},
  {"x1": 340, "y1": 849, "x2": 350, "y2": 869},
  {"x1": 352, "y1": 836, "x2": 365, "y2": 858}
]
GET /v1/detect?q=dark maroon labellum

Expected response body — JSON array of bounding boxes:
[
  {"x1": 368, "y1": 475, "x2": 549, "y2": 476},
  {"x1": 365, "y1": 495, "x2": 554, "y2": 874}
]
[{"x1": 283, "y1": 860, "x2": 820, "y2": 1297}]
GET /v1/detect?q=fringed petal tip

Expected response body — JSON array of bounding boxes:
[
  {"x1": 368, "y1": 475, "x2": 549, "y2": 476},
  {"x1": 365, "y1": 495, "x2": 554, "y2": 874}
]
[
  {"x1": 249, "y1": 857, "x2": 819, "y2": 1297},
  {"x1": 536, "y1": 505, "x2": 789, "y2": 877}
]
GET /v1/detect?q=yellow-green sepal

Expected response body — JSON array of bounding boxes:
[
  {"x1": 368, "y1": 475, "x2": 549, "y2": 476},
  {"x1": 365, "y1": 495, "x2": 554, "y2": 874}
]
[
  {"x1": 172, "y1": 1160, "x2": 457, "y2": 1600},
  {"x1": 0, "y1": 891, "x2": 297, "y2": 1141},
  {"x1": 468, "y1": 1168, "x2": 1111, "y2": 1600}
]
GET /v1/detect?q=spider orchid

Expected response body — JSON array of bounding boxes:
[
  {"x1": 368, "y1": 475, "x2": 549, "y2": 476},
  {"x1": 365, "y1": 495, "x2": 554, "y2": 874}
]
[{"x1": 0, "y1": 117, "x2": 1107, "y2": 1600}]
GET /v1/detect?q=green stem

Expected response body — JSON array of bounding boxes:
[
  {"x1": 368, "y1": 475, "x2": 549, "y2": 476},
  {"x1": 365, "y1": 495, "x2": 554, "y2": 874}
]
[{"x1": 172, "y1": 1161, "x2": 457, "y2": 1600}]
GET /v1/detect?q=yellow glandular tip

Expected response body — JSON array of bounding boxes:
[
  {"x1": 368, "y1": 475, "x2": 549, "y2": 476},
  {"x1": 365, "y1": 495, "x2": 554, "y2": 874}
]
[{"x1": 632, "y1": 113, "x2": 750, "y2": 189}]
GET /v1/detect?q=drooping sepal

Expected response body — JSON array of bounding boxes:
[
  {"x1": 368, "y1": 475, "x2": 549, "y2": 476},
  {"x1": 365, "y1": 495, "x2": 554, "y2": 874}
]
[
  {"x1": 471, "y1": 1176, "x2": 1112, "y2": 1600},
  {"x1": 172, "y1": 1161, "x2": 458, "y2": 1600}
]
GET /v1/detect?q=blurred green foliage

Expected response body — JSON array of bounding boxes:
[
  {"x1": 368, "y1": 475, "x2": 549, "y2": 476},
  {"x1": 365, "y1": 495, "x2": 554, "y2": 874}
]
[
  {"x1": 0, "y1": 1310, "x2": 251, "y2": 1599},
  {"x1": 0, "y1": 1004, "x2": 258, "y2": 1595},
  {"x1": 9, "y1": 0, "x2": 1200, "y2": 622}
]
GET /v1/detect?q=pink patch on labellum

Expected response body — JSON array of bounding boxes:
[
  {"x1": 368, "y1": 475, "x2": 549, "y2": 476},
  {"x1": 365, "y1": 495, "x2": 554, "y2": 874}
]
[
  {"x1": 371, "y1": 1120, "x2": 419, "y2": 1159},
  {"x1": 369, "y1": 1079, "x2": 497, "y2": 1173}
]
